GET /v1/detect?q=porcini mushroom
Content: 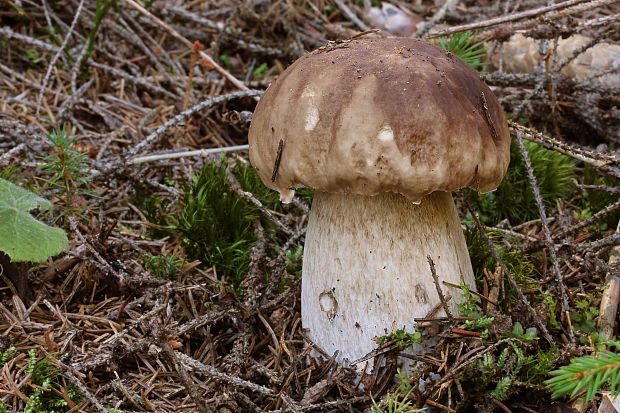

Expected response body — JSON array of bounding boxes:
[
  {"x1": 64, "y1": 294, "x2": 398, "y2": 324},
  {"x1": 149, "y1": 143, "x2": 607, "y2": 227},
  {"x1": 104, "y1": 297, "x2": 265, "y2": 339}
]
[{"x1": 248, "y1": 38, "x2": 510, "y2": 368}]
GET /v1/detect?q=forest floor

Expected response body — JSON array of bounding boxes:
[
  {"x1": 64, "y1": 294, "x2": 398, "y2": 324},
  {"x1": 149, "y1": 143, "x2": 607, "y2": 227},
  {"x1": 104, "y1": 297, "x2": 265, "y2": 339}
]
[{"x1": 0, "y1": 0, "x2": 619, "y2": 412}]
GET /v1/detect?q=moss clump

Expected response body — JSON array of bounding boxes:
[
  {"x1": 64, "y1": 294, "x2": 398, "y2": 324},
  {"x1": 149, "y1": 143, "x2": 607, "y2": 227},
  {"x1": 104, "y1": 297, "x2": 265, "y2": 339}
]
[
  {"x1": 23, "y1": 349, "x2": 83, "y2": 412},
  {"x1": 471, "y1": 140, "x2": 577, "y2": 226},
  {"x1": 175, "y1": 162, "x2": 259, "y2": 291},
  {"x1": 134, "y1": 160, "x2": 310, "y2": 293},
  {"x1": 465, "y1": 227, "x2": 537, "y2": 292},
  {"x1": 144, "y1": 254, "x2": 183, "y2": 280}
]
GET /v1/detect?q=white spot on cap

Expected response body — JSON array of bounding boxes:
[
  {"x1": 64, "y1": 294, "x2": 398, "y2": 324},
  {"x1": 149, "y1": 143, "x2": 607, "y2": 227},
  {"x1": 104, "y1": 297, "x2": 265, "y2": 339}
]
[
  {"x1": 301, "y1": 88, "x2": 319, "y2": 131},
  {"x1": 305, "y1": 104, "x2": 319, "y2": 131},
  {"x1": 377, "y1": 125, "x2": 394, "y2": 142}
]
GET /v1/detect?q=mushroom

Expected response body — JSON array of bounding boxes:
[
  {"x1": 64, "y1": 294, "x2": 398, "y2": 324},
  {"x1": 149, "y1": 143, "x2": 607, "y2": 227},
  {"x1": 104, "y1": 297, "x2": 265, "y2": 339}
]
[{"x1": 248, "y1": 38, "x2": 510, "y2": 369}]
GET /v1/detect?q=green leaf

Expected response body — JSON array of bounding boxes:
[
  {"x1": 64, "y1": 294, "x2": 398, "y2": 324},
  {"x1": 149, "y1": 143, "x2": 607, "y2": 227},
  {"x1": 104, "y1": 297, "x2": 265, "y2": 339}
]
[{"x1": 0, "y1": 178, "x2": 68, "y2": 262}]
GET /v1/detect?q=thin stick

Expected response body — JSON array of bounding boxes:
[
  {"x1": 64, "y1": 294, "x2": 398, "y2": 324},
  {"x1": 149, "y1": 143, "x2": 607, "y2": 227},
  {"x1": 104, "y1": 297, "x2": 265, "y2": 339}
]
[
  {"x1": 225, "y1": 169, "x2": 293, "y2": 236},
  {"x1": 121, "y1": 0, "x2": 248, "y2": 92},
  {"x1": 554, "y1": 200, "x2": 620, "y2": 241},
  {"x1": 56, "y1": 362, "x2": 110, "y2": 412},
  {"x1": 131, "y1": 145, "x2": 250, "y2": 164},
  {"x1": 127, "y1": 90, "x2": 263, "y2": 157},
  {"x1": 421, "y1": 338, "x2": 518, "y2": 402},
  {"x1": 35, "y1": 0, "x2": 85, "y2": 116},
  {"x1": 575, "y1": 232, "x2": 620, "y2": 251},
  {"x1": 158, "y1": 329, "x2": 208, "y2": 413},
  {"x1": 428, "y1": 0, "x2": 589, "y2": 37},
  {"x1": 271, "y1": 139, "x2": 283, "y2": 182},
  {"x1": 414, "y1": 0, "x2": 458, "y2": 38},
  {"x1": 174, "y1": 351, "x2": 275, "y2": 396},
  {"x1": 464, "y1": 199, "x2": 555, "y2": 345},
  {"x1": 598, "y1": 221, "x2": 620, "y2": 342},
  {"x1": 68, "y1": 216, "x2": 124, "y2": 284},
  {"x1": 481, "y1": 92, "x2": 499, "y2": 141},
  {"x1": 510, "y1": 121, "x2": 620, "y2": 180},
  {"x1": 443, "y1": 281, "x2": 498, "y2": 305},
  {"x1": 333, "y1": 0, "x2": 370, "y2": 31},
  {"x1": 0, "y1": 143, "x2": 26, "y2": 164},
  {"x1": 515, "y1": 131, "x2": 574, "y2": 342},
  {"x1": 577, "y1": 184, "x2": 620, "y2": 194},
  {"x1": 427, "y1": 256, "x2": 454, "y2": 320}
]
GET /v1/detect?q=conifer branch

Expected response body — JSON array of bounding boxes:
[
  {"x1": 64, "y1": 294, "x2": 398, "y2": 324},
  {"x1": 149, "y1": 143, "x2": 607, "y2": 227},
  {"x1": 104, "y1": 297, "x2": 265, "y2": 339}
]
[{"x1": 545, "y1": 345, "x2": 620, "y2": 402}]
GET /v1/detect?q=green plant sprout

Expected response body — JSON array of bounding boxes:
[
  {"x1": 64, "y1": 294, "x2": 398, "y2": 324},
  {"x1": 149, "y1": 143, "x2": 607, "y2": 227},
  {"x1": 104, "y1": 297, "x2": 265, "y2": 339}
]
[
  {"x1": 467, "y1": 342, "x2": 529, "y2": 401},
  {"x1": 82, "y1": 0, "x2": 118, "y2": 67},
  {"x1": 524, "y1": 347, "x2": 558, "y2": 383},
  {"x1": 371, "y1": 386, "x2": 419, "y2": 413},
  {"x1": 220, "y1": 54, "x2": 232, "y2": 69},
  {"x1": 571, "y1": 288, "x2": 607, "y2": 349},
  {"x1": 542, "y1": 292, "x2": 560, "y2": 329},
  {"x1": 376, "y1": 329, "x2": 422, "y2": 348},
  {"x1": 503, "y1": 322, "x2": 538, "y2": 343},
  {"x1": 0, "y1": 346, "x2": 15, "y2": 368},
  {"x1": 434, "y1": 31, "x2": 487, "y2": 72},
  {"x1": 23, "y1": 349, "x2": 83, "y2": 412},
  {"x1": 457, "y1": 283, "x2": 494, "y2": 332},
  {"x1": 39, "y1": 126, "x2": 91, "y2": 219},
  {"x1": 144, "y1": 254, "x2": 183, "y2": 279},
  {"x1": 24, "y1": 48, "x2": 41, "y2": 63},
  {"x1": 371, "y1": 370, "x2": 421, "y2": 413},
  {"x1": 285, "y1": 245, "x2": 303, "y2": 278},
  {"x1": 252, "y1": 63, "x2": 269, "y2": 79},
  {"x1": 545, "y1": 341, "x2": 620, "y2": 402}
]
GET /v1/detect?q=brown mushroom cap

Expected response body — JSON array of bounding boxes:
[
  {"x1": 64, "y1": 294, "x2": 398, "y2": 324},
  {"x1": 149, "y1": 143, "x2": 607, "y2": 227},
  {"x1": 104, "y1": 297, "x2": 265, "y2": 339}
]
[{"x1": 249, "y1": 37, "x2": 510, "y2": 202}]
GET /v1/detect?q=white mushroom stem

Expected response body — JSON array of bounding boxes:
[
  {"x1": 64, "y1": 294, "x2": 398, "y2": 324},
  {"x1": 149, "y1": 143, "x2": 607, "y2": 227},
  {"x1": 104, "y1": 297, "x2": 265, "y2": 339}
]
[{"x1": 301, "y1": 191, "x2": 475, "y2": 370}]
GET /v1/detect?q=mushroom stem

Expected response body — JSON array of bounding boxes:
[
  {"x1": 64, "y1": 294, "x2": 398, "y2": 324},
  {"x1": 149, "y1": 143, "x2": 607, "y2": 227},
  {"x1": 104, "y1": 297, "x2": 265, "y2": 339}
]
[{"x1": 301, "y1": 191, "x2": 475, "y2": 369}]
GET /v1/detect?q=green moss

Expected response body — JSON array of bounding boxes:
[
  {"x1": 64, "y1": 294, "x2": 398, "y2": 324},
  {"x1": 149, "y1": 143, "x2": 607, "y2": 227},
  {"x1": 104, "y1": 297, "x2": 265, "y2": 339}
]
[
  {"x1": 23, "y1": 349, "x2": 83, "y2": 412},
  {"x1": 465, "y1": 227, "x2": 538, "y2": 294},
  {"x1": 144, "y1": 254, "x2": 183, "y2": 280},
  {"x1": 134, "y1": 160, "x2": 310, "y2": 295},
  {"x1": 233, "y1": 162, "x2": 283, "y2": 213},
  {"x1": 471, "y1": 140, "x2": 577, "y2": 226},
  {"x1": 524, "y1": 347, "x2": 558, "y2": 383},
  {"x1": 175, "y1": 162, "x2": 259, "y2": 292}
]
